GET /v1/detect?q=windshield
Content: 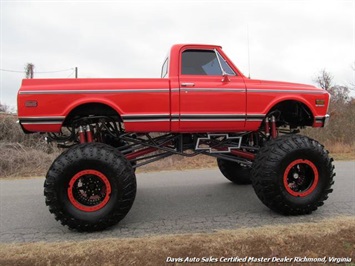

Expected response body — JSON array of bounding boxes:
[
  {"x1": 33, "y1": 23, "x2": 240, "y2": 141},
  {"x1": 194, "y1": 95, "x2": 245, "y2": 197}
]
[{"x1": 161, "y1": 57, "x2": 169, "y2": 78}]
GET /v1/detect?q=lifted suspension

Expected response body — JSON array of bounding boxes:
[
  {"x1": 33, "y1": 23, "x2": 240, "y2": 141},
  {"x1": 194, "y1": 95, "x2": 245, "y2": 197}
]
[
  {"x1": 263, "y1": 115, "x2": 278, "y2": 139},
  {"x1": 78, "y1": 125, "x2": 94, "y2": 144},
  {"x1": 47, "y1": 116, "x2": 266, "y2": 169}
]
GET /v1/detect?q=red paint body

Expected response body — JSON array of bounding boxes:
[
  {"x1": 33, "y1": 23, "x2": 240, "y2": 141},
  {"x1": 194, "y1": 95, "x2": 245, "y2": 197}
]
[{"x1": 17, "y1": 44, "x2": 330, "y2": 134}]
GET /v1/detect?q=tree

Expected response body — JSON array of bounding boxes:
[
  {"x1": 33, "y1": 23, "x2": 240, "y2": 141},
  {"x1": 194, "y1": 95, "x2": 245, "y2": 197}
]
[
  {"x1": 328, "y1": 85, "x2": 350, "y2": 104},
  {"x1": 314, "y1": 69, "x2": 333, "y2": 90},
  {"x1": 314, "y1": 69, "x2": 350, "y2": 104},
  {"x1": 0, "y1": 103, "x2": 10, "y2": 113},
  {"x1": 351, "y1": 62, "x2": 355, "y2": 91}
]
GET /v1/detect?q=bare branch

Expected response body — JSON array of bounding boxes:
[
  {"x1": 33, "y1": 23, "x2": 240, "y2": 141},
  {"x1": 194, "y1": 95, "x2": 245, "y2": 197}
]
[{"x1": 313, "y1": 69, "x2": 333, "y2": 90}]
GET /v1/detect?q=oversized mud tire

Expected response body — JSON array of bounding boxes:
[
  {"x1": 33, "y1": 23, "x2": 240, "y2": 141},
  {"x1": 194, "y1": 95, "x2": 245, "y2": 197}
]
[
  {"x1": 44, "y1": 143, "x2": 136, "y2": 232},
  {"x1": 251, "y1": 135, "x2": 334, "y2": 215},
  {"x1": 217, "y1": 158, "x2": 251, "y2": 184}
]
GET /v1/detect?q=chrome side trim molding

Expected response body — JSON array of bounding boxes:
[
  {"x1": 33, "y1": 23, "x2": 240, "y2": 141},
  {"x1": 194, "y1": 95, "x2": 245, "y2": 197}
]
[
  {"x1": 18, "y1": 116, "x2": 65, "y2": 125},
  {"x1": 247, "y1": 89, "x2": 325, "y2": 94},
  {"x1": 182, "y1": 88, "x2": 245, "y2": 93},
  {"x1": 122, "y1": 113, "x2": 264, "y2": 123},
  {"x1": 20, "y1": 87, "x2": 325, "y2": 95},
  {"x1": 19, "y1": 89, "x2": 170, "y2": 95}
]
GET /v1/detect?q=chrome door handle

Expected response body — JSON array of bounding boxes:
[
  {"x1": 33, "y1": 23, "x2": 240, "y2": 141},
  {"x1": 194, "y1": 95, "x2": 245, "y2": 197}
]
[{"x1": 181, "y1": 83, "x2": 195, "y2": 87}]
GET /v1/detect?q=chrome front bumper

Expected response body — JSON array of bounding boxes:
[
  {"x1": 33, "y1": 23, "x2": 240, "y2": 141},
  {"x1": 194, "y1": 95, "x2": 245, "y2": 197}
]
[
  {"x1": 323, "y1": 114, "x2": 330, "y2": 127},
  {"x1": 315, "y1": 114, "x2": 330, "y2": 127}
]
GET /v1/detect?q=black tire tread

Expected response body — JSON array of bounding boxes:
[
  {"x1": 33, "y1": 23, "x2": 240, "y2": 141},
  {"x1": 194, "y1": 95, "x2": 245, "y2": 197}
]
[
  {"x1": 44, "y1": 143, "x2": 136, "y2": 232},
  {"x1": 251, "y1": 135, "x2": 335, "y2": 215},
  {"x1": 217, "y1": 158, "x2": 252, "y2": 184}
]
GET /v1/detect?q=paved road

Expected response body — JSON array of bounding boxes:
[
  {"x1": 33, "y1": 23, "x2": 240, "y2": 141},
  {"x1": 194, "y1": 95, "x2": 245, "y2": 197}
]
[{"x1": 0, "y1": 161, "x2": 354, "y2": 243}]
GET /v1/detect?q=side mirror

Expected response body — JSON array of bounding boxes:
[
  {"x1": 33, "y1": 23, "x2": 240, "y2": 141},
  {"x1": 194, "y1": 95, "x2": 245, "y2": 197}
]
[{"x1": 221, "y1": 73, "x2": 230, "y2": 83}]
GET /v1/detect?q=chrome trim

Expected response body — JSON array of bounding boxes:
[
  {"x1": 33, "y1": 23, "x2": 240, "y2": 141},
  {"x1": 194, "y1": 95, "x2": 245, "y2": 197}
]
[
  {"x1": 247, "y1": 89, "x2": 326, "y2": 94},
  {"x1": 315, "y1": 116, "x2": 325, "y2": 121},
  {"x1": 122, "y1": 114, "x2": 170, "y2": 123},
  {"x1": 21, "y1": 122, "x2": 63, "y2": 125},
  {"x1": 183, "y1": 88, "x2": 246, "y2": 92},
  {"x1": 181, "y1": 83, "x2": 195, "y2": 87},
  {"x1": 123, "y1": 119, "x2": 170, "y2": 123},
  {"x1": 181, "y1": 118, "x2": 244, "y2": 122},
  {"x1": 315, "y1": 115, "x2": 330, "y2": 127},
  {"x1": 214, "y1": 49, "x2": 236, "y2": 76},
  {"x1": 177, "y1": 114, "x2": 264, "y2": 122},
  {"x1": 18, "y1": 116, "x2": 66, "y2": 120},
  {"x1": 19, "y1": 89, "x2": 170, "y2": 95},
  {"x1": 214, "y1": 49, "x2": 225, "y2": 76},
  {"x1": 246, "y1": 118, "x2": 264, "y2": 121},
  {"x1": 323, "y1": 114, "x2": 330, "y2": 127},
  {"x1": 122, "y1": 113, "x2": 170, "y2": 117},
  {"x1": 178, "y1": 113, "x2": 264, "y2": 117},
  {"x1": 18, "y1": 116, "x2": 65, "y2": 125},
  {"x1": 19, "y1": 88, "x2": 325, "y2": 95},
  {"x1": 121, "y1": 113, "x2": 257, "y2": 123},
  {"x1": 196, "y1": 134, "x2": 242, "y2": 153}
]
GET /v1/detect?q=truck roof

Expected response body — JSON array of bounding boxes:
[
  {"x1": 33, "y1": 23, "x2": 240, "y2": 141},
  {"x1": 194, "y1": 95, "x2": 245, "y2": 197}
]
[{"x1": 171, "y1": 44, "x2": 222, "y2": 51}]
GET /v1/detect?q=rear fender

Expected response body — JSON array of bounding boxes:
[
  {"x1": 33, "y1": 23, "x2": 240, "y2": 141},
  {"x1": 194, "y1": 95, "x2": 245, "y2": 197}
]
[{"x1": 63, "y1": 98, "x2": 124, "y2": 118}]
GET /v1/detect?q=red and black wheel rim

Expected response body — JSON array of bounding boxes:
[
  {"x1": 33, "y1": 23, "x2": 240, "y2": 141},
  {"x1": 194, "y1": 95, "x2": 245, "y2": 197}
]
[
  {"x1": 283, "y1": 159, "x2": 319, "y2": 197},
  {"x1": 67, "y1": 169, "x2": 111, "y2": 212}
]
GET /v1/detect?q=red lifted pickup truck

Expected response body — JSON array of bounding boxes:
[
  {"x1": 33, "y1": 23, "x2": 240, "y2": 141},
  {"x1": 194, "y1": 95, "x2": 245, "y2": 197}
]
[{"x1": 18, "y1": 44, "x2": 334, "y2": 231}]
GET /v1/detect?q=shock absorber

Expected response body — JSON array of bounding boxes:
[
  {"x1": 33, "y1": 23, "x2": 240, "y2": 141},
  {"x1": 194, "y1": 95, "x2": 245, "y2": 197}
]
[
  {"x1": 264, "y1": 119, "x2": 270, "y2": 137},
  {"x1": 249, "y1": 132, "x2": 254, "y2": 146},
  {"x1": 270, "y1": 116, "x2": 277, "y2": 138},
  {"x1": 86, "y1": 125, "x2": 93, "y2": 143},
  {"x1": 79, "y1": 126, "x2": 86, "y2": 143}
]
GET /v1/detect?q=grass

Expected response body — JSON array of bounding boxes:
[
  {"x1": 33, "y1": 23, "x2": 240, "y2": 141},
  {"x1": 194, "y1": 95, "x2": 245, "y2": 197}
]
[
  {"x1": 0, "y1": 143, "x2": 59, "y2": 178},
  {"x1": 0, "y1": 217, "x2": 354, "y2": 266},
  {"x1": 324, "y1": 142, "x2": 355, "y2": 161},
  {"x1": 0, "y1": 143, "x2": 354, "y2": 178},
  {"x1": 137, "y1": 154, "x2": 217, "y2": 173},
  {"x1": 136, "y1": 143, "x2": 355, "y2": 173},
  {"x1": 1, "y1": 113, "x2": 354, "y2": 178}
]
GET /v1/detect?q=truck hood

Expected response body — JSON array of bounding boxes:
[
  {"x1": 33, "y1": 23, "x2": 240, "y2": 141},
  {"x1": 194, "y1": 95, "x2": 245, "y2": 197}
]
[{"x1": 245, "y1": 78, "x2": 324, "y2": 92}]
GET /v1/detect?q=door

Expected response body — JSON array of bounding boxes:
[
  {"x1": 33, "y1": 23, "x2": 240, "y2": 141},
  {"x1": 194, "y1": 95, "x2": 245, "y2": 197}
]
[{"x1": 178, "y1": 49, "x2": 246, "y2": 132}]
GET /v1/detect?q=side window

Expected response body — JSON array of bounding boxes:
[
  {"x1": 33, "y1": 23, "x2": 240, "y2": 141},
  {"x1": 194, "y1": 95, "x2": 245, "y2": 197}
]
[
  {"x1": 161, "y1": 57, "x2": 169, "y2": 78},
  {"x1": 181, "y1": 50, "x2": 222, "y2": 75}
]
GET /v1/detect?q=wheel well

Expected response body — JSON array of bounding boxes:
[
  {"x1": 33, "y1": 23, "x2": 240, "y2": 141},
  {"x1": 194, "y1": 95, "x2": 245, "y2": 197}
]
[
  {"x1": 63, "y1": 103, "x2": 121, "y2": 126},
  {"x1": 268, "y1": 100, "x2": 313, "y2": 128}
]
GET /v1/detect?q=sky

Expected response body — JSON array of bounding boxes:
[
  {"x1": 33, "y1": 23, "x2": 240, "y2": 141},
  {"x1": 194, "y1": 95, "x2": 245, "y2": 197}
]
[{"x1": 1, "y1": 0, "x2": 354, "y2": 109}]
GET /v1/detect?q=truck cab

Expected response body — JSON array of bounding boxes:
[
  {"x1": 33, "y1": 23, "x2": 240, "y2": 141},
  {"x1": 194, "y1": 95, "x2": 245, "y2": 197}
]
[{"x1": 18, "y1": 43, "x2": 329, "y2": 135}]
